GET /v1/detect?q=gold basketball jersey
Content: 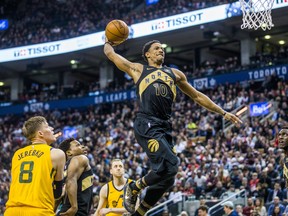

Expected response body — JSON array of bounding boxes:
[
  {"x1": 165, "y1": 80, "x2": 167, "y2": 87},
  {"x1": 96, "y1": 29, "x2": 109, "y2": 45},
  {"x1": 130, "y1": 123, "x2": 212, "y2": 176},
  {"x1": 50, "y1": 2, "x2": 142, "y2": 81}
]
[
  {"x1": 106, "y1": 179, "x2": 132, "y2": 216},
  {"x1": 5, "y1": 144, "x2": 55, "y2": 214},
  {"x1": 284, "y1": 159, "x2": 288, "y2": 186}
]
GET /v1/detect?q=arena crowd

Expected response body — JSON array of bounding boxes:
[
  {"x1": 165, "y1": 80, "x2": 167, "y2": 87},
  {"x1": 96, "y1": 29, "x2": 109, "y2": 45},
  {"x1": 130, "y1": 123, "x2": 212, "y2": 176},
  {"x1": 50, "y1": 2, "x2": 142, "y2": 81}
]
[
  {"x1": 1, "y1": 0, "x2": 288, "y2": 215},
  {"x1": 0, "y1": 0, "x2": 237, "y2": 49},
  {"x1": 0, "y1": 75, "x2": 287, "y2": 215}
]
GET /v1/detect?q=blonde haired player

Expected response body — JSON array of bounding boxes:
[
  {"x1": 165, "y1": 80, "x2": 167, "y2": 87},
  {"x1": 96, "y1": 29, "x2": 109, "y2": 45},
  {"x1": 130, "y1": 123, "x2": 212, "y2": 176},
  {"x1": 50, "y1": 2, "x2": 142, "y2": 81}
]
[
  {"x1": 5, "y1": 116, "x2": 66, "y2": 216},
  {"x1": 94, "y1": 159, "x2": 132, "y2": 216}
]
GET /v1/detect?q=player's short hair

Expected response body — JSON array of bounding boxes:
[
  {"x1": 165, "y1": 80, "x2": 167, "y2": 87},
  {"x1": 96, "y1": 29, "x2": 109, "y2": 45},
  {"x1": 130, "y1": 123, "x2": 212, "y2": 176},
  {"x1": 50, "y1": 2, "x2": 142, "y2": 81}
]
[
  {"x1": 59, "y1": 138, "x2": 75, "y2": 159},
  {"x1": 142, "y1": 40, "x2": 161, "y2": 62},
  {"x1": 110, "y1": 158, "x2": 123, "y2": 168},
  {"x1": 22, "y1": 116, "x2": 47, "y2": 141}
]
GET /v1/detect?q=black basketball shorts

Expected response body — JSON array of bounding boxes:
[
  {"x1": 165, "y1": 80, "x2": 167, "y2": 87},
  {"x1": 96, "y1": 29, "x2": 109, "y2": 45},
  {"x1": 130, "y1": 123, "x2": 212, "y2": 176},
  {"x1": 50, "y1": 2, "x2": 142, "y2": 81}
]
[{"x1": 134, "y1": 113, "x2": 179, "y2": 174}]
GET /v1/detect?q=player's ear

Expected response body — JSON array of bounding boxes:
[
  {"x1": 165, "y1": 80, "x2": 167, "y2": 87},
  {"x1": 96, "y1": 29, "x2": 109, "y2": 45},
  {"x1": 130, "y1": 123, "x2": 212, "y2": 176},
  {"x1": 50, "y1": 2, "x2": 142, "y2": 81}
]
[
  {"x1": 145, "y1": 52, "x2": 150, "y2": 60},
  {"x1": 38, "y1": 130, "x2": 44, "y2": 137},
  {"x1": 66, "y1": 149, "x2": 73, "y2": 157}
]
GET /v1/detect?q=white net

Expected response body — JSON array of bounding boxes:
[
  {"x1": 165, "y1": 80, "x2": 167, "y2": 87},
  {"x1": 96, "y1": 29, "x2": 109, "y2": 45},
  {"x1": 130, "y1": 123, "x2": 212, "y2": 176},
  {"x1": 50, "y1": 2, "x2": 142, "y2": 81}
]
[{"x1": 239, "y1": 0, "x2": 275, "y2": 31}]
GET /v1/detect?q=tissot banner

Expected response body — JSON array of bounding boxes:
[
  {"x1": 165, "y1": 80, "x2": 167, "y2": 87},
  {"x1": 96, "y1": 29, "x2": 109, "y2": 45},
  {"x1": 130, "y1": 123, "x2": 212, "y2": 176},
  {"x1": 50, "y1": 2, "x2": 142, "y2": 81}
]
[{"x1": 0, "y1": 1, "x2": 287, "y2": 62}]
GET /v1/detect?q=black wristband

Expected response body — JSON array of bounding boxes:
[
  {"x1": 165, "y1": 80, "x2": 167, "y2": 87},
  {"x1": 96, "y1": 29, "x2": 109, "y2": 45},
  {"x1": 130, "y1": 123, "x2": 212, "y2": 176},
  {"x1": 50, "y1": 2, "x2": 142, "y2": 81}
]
[
  {"x1": 53, "y1": 180, "x2": 63, "y2": 199},
  {"x1": 105, "y1": 41, "x2": 112, "y2": 46}
]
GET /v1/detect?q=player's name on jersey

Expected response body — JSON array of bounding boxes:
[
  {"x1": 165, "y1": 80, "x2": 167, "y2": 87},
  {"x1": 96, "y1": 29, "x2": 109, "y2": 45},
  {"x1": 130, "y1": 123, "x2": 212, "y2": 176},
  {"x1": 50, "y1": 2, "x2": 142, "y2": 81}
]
[{"x1": 17, "y1": 150, "x2": 45, "y2": 160}]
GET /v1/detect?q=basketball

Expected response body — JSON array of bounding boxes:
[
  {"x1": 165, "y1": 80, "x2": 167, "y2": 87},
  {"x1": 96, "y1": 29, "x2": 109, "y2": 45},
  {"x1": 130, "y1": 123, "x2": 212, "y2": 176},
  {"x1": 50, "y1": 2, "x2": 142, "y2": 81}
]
[{"x1": 105, "y1": 20, "x2": 129, "y2": 45}]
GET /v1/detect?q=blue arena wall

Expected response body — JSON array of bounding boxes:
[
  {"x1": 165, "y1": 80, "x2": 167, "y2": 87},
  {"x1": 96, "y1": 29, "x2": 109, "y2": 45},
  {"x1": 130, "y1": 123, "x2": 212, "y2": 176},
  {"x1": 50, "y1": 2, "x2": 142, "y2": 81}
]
[{"x1": 0, "y1": 64, "x2": 287, "y2": 116}]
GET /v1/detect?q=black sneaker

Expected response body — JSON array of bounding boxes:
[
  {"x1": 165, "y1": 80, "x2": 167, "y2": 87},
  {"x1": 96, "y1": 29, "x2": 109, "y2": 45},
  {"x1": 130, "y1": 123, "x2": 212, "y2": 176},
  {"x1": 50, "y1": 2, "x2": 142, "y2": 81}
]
[{"x1": 123, "y1": 182, "x2": 139, "y2": 213}]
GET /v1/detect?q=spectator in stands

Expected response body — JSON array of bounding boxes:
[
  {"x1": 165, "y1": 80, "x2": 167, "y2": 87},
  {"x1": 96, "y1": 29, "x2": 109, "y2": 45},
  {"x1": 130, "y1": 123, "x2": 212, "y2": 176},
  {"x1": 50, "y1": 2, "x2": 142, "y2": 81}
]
[
  {"x1": 271, "y1": 205, "x2": 283, "y2": 216},
  {"x1": 250, "y1": 183, "x2": 266, "y2": 200},
  {"x1": 230, "y1": 165, "x2": 242, "y2": 189},
  {"x1": 242, "y1": 197, "x2": 255, "y2": 216},
  {"x1": 198, "y1": 205, "x2": 209, "y2": 216},
  {"x1": 211, "y1": 181, "x2": 226, "y2": 199},
  {"x1": 283, "y1": 205, "x2": 288, "y2": 216},
  {"x1": 259, "y1": 168, "x2": 272, "y2": 202},
  {"x1": 222, "y1": 201, "x2": 239, "y2": 216},
  {"x1": 254, "y1": 198, "x2": 267, "y2": 216},
  {"x1": 180, "y1": 211, "x2": 189, "y2": 216},
  {"x1": 267, "y1": 182, "x2": 283, "y2": 203},
  {"x1": 194, "y1": 196, "x2": 207, "y2": 216},
  {"x1": 221, "y1": 184, "x2": 237, "y2": 201},
  {"x1": 206, "y1": 169, "x2": 218, "y2": 192},
  {"x1": 168, "y1": 186, "x2": 182, "y2": 215},
  {"x1": 267, "y1": 196, "x2": 285, "y2": 216},
  {"x1": 267, "y1": 163, "x2": 279, "y2": 182},
  {"x1": 249, "y1": 172, "x2": 260, "y2": 193},
  {"x1": 161, "y1": 209, "x2": 169, "y2": 216},
  {"x1": 183, "y1": 180, "x2": 194, "y2": 196},
  {"x1": 236, "y1": 205, "x2": 244, "y2": 216},
  {"x1": 0, "y1": 75, "x2": 287, "y2": 215}
]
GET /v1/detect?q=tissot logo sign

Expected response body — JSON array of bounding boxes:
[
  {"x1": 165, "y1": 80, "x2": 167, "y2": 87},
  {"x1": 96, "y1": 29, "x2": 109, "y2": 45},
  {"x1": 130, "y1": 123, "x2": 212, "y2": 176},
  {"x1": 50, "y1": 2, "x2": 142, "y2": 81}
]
[
  {"x1": 14, "y1": 44, "x2": 61, "y2": 58},
  {"x1": 1, "y1": 2, "x2": 288, "y2": 62},
  {"x1": 14, "y1": 49, "x2": 27, "y2": 57},
  {"x1": 151, "y1": 13, "x2": 203, "y2": 31},
  {"x1": 130, "y1": 5, "x2": 228, "y2": 37}
]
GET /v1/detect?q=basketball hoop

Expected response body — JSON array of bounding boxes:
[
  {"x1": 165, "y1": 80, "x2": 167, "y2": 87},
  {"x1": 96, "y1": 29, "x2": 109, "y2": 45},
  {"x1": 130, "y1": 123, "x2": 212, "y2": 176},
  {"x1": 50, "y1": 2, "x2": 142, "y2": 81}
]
[{"x1": 239, "y1": 0, "x2": 275, "y2": 31}]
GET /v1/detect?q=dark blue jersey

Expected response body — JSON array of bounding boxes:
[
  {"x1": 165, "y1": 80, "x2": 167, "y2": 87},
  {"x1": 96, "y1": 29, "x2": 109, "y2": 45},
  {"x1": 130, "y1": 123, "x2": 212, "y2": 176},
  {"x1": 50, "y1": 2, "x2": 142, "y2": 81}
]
[
  {"x1": 135, "y1": 65, "x2": 177, "y2": 120},
  {"x1": 59, "y1": 157, "x2": 93, "y2": 216}
]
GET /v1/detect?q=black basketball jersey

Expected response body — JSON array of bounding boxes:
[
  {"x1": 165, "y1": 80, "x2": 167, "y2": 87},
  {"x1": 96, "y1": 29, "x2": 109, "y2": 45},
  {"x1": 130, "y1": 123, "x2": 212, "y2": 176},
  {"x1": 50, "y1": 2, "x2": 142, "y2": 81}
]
[
  {"x1": 284, "y1": 158, "x2": 288, "y2": 186},
  {"x1": 136, "y1": 65, "x2": 177, "y2": 120},
  {"x1": 59, "y1": 157, "x2": 93, "y2": 216}
]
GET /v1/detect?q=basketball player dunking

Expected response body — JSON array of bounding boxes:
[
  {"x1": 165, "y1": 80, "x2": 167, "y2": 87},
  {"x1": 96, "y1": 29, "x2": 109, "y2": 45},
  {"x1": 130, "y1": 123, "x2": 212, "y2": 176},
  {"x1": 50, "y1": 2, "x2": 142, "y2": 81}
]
[{"x1": 104, "y1": 38, "x2": 242, "y2": 216}]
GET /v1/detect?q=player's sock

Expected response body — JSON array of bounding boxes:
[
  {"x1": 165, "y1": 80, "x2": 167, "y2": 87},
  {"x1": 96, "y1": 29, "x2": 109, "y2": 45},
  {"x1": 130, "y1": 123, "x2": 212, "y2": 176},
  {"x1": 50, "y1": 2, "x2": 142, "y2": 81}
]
[{"x1": 132, "y1": 201, "x2": 151, "y2": 216}]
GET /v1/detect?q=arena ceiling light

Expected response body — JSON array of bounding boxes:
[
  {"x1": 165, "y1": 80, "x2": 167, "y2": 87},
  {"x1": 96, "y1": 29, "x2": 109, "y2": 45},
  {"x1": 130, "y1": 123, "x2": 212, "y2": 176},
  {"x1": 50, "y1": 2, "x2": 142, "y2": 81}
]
[
  {"x1": 70, "y1": 59, "x2": 78, "y2": 65},
  {"x1": 279, "y1": 40, "x2": 285, "y2": 45},
  {"x1": 264, "y1": 35, "x2": 271, "y2": 39},
  {"x1": 0, "y1": 81, "x2": 4, "y2": 86},
  {"x1": 161, "y1": 44, "x2": 168, "y2": 48}
]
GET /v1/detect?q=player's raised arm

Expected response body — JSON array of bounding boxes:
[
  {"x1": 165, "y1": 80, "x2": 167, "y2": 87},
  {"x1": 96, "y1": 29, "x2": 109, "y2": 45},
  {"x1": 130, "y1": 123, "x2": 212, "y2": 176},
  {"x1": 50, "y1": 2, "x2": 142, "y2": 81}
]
[
  {"x1": 173, "y1": 68, "x2": 242, "y2": 125},
  {"x1": 104, "y1": 40, "x2": 142, "y2": 83}
]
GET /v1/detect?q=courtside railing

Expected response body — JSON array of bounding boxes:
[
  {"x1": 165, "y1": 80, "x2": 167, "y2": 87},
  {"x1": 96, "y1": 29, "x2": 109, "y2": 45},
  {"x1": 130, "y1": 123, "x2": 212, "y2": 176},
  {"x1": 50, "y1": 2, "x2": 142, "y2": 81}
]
[{"x1": 208, "y1": 189, "x2": 247, "y2": 215}]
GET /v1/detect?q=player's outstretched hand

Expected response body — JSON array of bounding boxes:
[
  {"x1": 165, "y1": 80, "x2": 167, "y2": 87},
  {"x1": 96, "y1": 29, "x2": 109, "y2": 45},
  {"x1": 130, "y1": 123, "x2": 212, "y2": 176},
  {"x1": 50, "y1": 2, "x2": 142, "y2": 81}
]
[{"x1": 224, "y1": 112, "x2": 242, "y2": 126}]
